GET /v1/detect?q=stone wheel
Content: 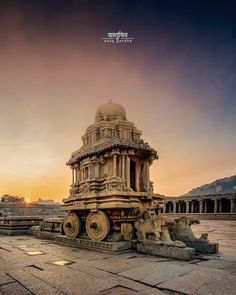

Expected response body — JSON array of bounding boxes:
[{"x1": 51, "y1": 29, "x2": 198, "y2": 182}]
[
  {"x1": 86, "y1": 211, "x2": 110, "y2": 241},
  {"x1": 63, "y1": 212, "x2": 81, "y2": 238}
]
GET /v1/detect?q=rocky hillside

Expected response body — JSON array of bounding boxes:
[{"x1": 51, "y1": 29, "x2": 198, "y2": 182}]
[{"x1": 184, "y1": 175, "x2": 236, "y2": 196}]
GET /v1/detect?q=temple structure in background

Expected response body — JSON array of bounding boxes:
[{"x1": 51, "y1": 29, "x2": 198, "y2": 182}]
[{"x1": 163, "y1": 193, "x2": 236, "y2": 214}]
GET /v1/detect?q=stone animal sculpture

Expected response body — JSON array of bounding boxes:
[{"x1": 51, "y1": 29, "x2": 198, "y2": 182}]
[
  {"x1": 134, "y1": 215, "x2": 184, "y2": 246},
  {"x1": 135, "y1": 218, "x2": 161, "y2": 241},
  {"x1": 168, "y1": 216, "x2": 209, "y2": 243}
]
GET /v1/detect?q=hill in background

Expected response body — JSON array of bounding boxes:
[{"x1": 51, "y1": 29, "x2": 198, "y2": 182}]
[{"x1": 183, "y1": 175, "x2": 236, "y2": 196}]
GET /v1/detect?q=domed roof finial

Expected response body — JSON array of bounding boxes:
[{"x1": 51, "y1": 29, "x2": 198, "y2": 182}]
[{"x1": 95, "y1": 101, "x2": 126, "y2": 122}]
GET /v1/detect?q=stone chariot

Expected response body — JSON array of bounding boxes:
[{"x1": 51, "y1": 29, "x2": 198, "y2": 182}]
[{"x1": 59, "y1": 101, "x2": 218, "y2": 258}]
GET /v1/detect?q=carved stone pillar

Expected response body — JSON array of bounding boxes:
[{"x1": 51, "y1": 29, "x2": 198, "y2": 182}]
[
  {"x1": 163, "y1": 203, "x2": 166, "y2": 213},
  {"x1": 219, "y1": 199, "x2": 222, "y2": 213},
  {"x1": 71, "y1": 166, "x2": 75, "y2": 184},
  {"x1": 126, "y1": 155, "x2": 130, "y2": 189},
  {"x1": 146, "y1": 161, "x2": 150, "y2": 192},
  {"x1": 95, "y1": 162, "x2": 99, "y2": 179},
  {"x1": 105, "y1": 159, "x2": 109, "y2": 177},
  {"x1": 204, "y1": 201, "x2": 207, "y2": 213},
  {"x1": 81, "y1": 169, "x2": 83, "y2": 181},
  {"x1": 186, "y1": 201, "x2": 189, "y2": 213},
  {"x1": 135, "y1": 159, "x2": 140, "y2": 192},
  {"x1": 118, "y1": 155, "x2": 122, "y2": 178},
  {"x1": 75, "y1": 165, "x2": 78, "y2": 183},
  {"x1": 214, "y1": 199, "x2": 218, "y2": 213},
  {"x1": 113, "y1": 154, "x2": 117, "y2": 177},
  {"x1": 230, "y1": 198, "x2": 235, "y2": 213},
  {"x1": 83, "y1": 168, "x2": 86, "y2": 181},
  {"x1": 121, "y1": 154, "x2": 126, "y2": 180},
  {"x1": 88, "y1": 166, "x2": 91, "y2": 180},
  {"x1": 173, "y1": 202, "x2": 176, "y2": 213},
  {"x1": 191, "y1": 201, "x2": 194, "y2": 213},
  {"x1": 199, "y1": 200, "x2": 203, "y2": 213}
]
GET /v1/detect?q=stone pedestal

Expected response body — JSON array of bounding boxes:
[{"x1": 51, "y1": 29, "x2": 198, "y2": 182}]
[
  {"x1": 137, "y1": 241, "x2": 195, "y2": 261},
  {"x1": 184, "y1": 241, "x2": 219, "y2": 254}
]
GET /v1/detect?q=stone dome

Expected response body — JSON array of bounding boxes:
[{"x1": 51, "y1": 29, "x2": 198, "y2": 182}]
[{"x1": 95, "y1": 100, "x2": 126, "y2": 122}]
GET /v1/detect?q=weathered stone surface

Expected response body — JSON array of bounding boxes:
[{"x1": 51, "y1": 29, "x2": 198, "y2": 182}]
[
  {"x1": 86, "y1": 256, "x2": 151, "y2": 274},
  {"x1": 185, "y1": 241, "x2": 219, "y2": 253},
  {"x1": 120, "y1": 262, "x2": 192, "y2": 286},
  {"x1": 196, "y1": 259, "x2": 236, "y2": 272},
  {"x1": 191, "y1": 220, "x2": 236, "y2": 257},
  {"x1": 8, "y1": 269, "x2": 66, "y2": 295},
  {"x1": 0, "y1": 271, "x2": 15, "y2": 285},
  {"x1": 157, "y1": 269, "x2": 224, "y2": 294},
  {"x1": 137, "y1": 242, "x2": 195, "y2": 261},
  {"x1": 196, "y1": 273, "x2": 236, "y2": 295},
  {"x1": 68, "y1": 262, "x2": 109, "y2": 278},
  {"x1": 0, "y1": 216, "x2": 42, "y2": 236},
  {"x1": 55, "y1": 235, "x2": 135, "y2": 252},
  {"x1": 215, "y1": 254, "x2": 236, "y2": 262},
  {"x1": 0, "y1": 281, "x2": 33, "y2": 295},
  {"x1": 138, "y1": 288, "x2": 166, "y2": 295},
  {"x1": 1, "y1": 231, "x2": 236, "y2": 295},
  {"x1": 103, "y1": 273, "x2": 148, "y2": 292},
  {"x1": 29, "y1": 225, "x2": 58, "y2": 240},
  {"x1": 99, "y1": 286, "x2": 139, "y2": 295},
  {"x1": 23, "y1": 263, "x2": 117, "y2": 295}
]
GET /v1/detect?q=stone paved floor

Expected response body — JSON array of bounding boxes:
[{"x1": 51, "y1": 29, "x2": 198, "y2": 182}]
[
  {"x1": 192, "y1": 220, "x2": 236, "y2": 256},
  {"x1": 0, "y1": 220, "x2": 236, "y2": 295}
]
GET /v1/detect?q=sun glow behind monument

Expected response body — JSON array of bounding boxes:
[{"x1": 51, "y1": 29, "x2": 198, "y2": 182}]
[{"x1": 0, "y1": 2, "x2": 235, "y2": 200}]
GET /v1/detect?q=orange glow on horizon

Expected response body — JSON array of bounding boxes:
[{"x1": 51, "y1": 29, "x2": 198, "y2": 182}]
[{"x1": 25, "y1": 198, "x2": 31, "y2": 204}]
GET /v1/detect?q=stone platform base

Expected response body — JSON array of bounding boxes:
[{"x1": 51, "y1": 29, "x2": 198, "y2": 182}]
[
  {"x1": 30, "y1": 226, "x2": 196, "y2": 259},
  {"x1": 137, "y1": 241, "x2": 195, "y2": 261},
  {"x1": 0, "y1": 228, "x2": 30, "y2": 235},
  {"x1": 184, "y1": 241, "x2": 219, "y2": 254},
  {"x1": 29, "y1": 226, "x2": 59, "y2": 240},
  {"x1": 0, "y1": 216, "x2": 43, "y2": 236},
  {"x1": 54, "y1": 235, "x2": 135, "y2": 253}
]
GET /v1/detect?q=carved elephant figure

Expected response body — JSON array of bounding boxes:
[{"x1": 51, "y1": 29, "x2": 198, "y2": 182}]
[
  {"x1": 135, "y1": 216, "x2": 175, "y2": 243},
  {"x1": 168, "y1": 216, "x2": 208, "y2": 243},
  {"x1": 135, "y1": 218, "x2": 161, "y2": 241}
]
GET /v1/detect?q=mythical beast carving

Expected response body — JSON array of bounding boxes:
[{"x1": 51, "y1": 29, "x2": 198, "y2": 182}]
[{"x1": 168, "y1": 216, "x2": 209, "y2": 243}]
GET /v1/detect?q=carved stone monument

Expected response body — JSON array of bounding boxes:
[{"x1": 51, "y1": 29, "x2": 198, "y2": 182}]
[
  {"x1": 62, "y1": 100, "x2": 163, "y2": 242},
  {"x1": 58, "y1": 101, "x2": 197, "y2": 259}
]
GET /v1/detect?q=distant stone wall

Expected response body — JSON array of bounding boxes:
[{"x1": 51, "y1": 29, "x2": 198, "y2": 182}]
[
  {"x1": 0, "y1": 203, "x2": 64, "y2": 217},
  {"x1": 161, "y1": 213, "x2": 236, "y2": 220}
]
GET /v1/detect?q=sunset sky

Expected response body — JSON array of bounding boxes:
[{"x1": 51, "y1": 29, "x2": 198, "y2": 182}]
[{"x1": 0, "y1": 1, "x2": 235, "y2": 201}]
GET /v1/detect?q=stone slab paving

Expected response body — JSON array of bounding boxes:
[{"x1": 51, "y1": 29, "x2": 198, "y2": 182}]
[
  {"x1": 0, "y1": 281, "x2": 33, "y2": 295},
  {"x1": 192, "y1": 220, "x2": 236, "y2": 256},
  {"x1": 0, "y1": 273, "x2": 15, "y2": 286},
  {"x1": 0, "y1": 234, "x2": 236, "y2": 295},
  {"x1": 120, "y1": 262, "x2": 193, "y2": 286}
]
